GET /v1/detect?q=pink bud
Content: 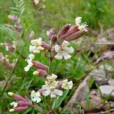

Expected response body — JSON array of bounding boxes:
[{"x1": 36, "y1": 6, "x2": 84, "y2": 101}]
[
  {"x1": 65, "y1": 30, "x2": 85, "y2": 41},
  {"x1": 32, "y1": 61, "x2": 49, "y2": 71},
  {"x1": 14, "y1": 107, "x2": 28, "y2": 112},
  {"x1": 12, "y1": 94, "x2": 27, "y2": 101},
  {"x1": 38, "y1": 69, "x2": 47, "y2": 76},
  {"x1": 41, "y1": 42, "x2": 51, "y2": 50},
  {"x1": 8, "y1": 15, "x2": 18, "y2": 21},
  {"x1": 18, "y1": 101, "x2": 31, "y2": 107},
  {"x1": 60, "y1": 26, "x2": 79, "y2": 39},
  {"x1": 50, "y1": 35, "x2": 57, "y2": 44},
  {"x1": 58, "y1": 24, "x2": 71, "y2": 38}
]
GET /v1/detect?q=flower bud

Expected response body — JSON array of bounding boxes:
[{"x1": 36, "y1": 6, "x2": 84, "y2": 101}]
[
  {"x1": 60, "y1": 26, "x2": 79, "y2": 39},
  {"x1": 41, "y1": 42, "x2": 51, "y2": 50},
  {"x1": 50, "y1": 35, "x2": 57, "y2": 44},
  {"x1": 33, "y1": 69, "x2": 47, "y2": 77},
  {"x1": 38, "y1": 69, "x2": 47, "y2": 76},
  {"x1": 33, "y1": 71, "x2": 39, "y2": 75},
  {"x1": 32, "y1": 61, "x2": 49, "y2": 71},
  {"x1": 58, "y1": 24, "x2": 71, "y2": 38},
  {"x1": 14, "y1": 107, "x2": 28, "y2": 112},
  {"x1": 8, "y1": 92, "x2": 27, "y2": 101},
  {"x1": 65, "y1": 30, "x2": 85, "y2": 41},
  {"x1": 18, "y1": 101, "x2": 31, "y2": 107},
  {"x1": 9, "y1": 109, "x2": 15, "y2": 112}
]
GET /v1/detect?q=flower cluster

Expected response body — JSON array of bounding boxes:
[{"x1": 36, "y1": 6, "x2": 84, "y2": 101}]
[
  {"x1": 8, "y1": 16, "x2": 87, "y2": 112},
  {"x1": 8, "y1": 92, "x2": 31, "y2": 112},
  {"x1": 29, "y1": 38, "x2": 44, "y2": 53},
  {"x1": 0, "y1": 41, "x2": 16, "y2": 51},
  {"x1": 31, "y1": 74, "x2": 73, "y2": 103}
]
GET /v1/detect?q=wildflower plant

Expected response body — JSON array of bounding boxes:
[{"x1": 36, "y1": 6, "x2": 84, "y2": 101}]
[{"x1": 8, "y1": 17, "x2": 88, "y2": 113}]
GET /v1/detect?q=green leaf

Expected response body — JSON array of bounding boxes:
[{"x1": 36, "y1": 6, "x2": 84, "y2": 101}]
[{"x1": 52, "y1": 90, "x2": 69, "y2": 109}]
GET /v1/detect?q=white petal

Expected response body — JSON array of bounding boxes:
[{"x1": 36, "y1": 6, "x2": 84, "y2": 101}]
[
  {"x1": 50, "y1": 92, "x2": 56, "y2": 98},
  {"x1": 54, "y1": 45, "x2": 61, "y2": 52},
  {"x1": 36, "y1": 98, "x2": 41, "y2": 103},
  {"x1": 42, "y1": 90, "x2": 50, "y2": 96},
  {"x1": 10, "y1": 102, "x2": 18, "y2": 108},
  {"x1": 29, "y1": 46, "x2": 36, "y2": 53},
  {"x1": 68, "y1": 81, "x2": 73, "y2": 89},
  {"x1": 24, "y1": 65, "x2": 30, "y2": 71},
  {"x1": 63, "y1": 52, "x2": 71, "y2": 60},
  {"x1": 62, "y1": 41, "x2": 69, "y2": 49},
  {"x1": 75, "y1": 17, "x2": 82, "y2": 26},
  {"x1": 54, "y1": 89, "x2": 63, "y2": 96},
  {"x1": 28, "y1": 54, "x2": 34, "y2": 60},
  {"x1": 65, "y1": 47, "x2": 74, "y2": 53},
  {"x1": 55, "y1": 52, "x2": 63, "y2": 60}
]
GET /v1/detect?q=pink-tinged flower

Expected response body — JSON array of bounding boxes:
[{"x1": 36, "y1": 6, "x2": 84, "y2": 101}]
[
  {"x1": 9, "y1": 107, "x2": 29, "y2": 112},
  {"x1": 8, "y1": 92, "x2": 27, "y2": 101},
  {"x1": 32, "y1": 61, "x2": 49, "y2": 71},
  {"x1": 8, "y1": 15, "x2": 18, "y2": 21},
  {"x1": 54, "y1": 41, "x2": 74, "y2": 60},
  {"x1": 33, "y1": 69, "x2": 47, "y2": 76},
  {"x1": 58, "y1": 24, "x2": 71, "y2": 38},
  {"x1": 41, "y1": 42, "x2": 51, "y2": 50}
]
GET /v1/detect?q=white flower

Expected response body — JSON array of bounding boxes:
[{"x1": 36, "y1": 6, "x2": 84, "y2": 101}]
[
  {"x1": 34, "y1": 0, "x2": 40, "y2": 5},
  {"x1": 62, "y1": 79, "x2": 73, "y2": 90},
  {"x1": 29, "y1": 38, "x2": 44, "y2": 53},
  {"x1": 75, "y1": 17, "x2": 82, "y2": 26},
  {"x1": 75, "y1": 17, "x2": 87, "y2": 32},
  {"x1": 47, "y1": 74, "x2": 57, "y2": 82},
  {"x1": 54, "y1": 41, "x2": 74, "y2": 60},
  {"x1": 45, "y1": 80, "x2": 59, "y2": 89},
  {"x1": 42, "y1": 85, "x2": 63, "y2": 98},
  {"x1": 31, "y1": 90, "x2": 41, "y2": 103},
  {"x1": 10, "y1": 102, "x2": 18, "y2": 108},
  {"x1": 28, "y1": 54, "x2": 34, "y2": 60},
  {"x1": 24, "y1": 54, "x2": 34, "y2": 72}
]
